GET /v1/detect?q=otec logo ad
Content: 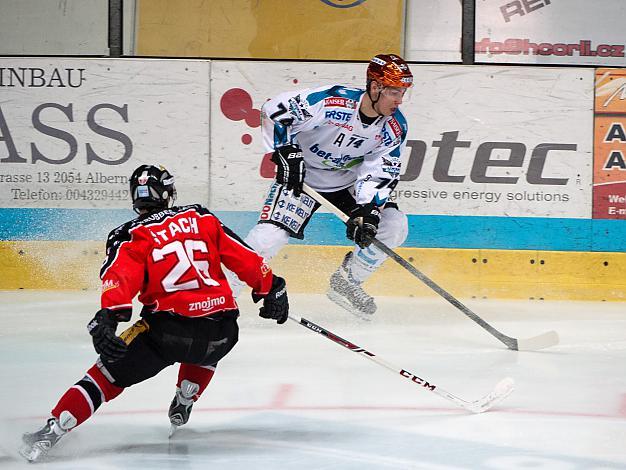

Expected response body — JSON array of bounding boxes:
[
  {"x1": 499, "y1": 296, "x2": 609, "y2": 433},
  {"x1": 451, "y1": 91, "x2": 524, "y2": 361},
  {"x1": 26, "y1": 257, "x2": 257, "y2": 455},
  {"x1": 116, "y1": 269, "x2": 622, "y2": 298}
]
[{"x1": 389, "y1": 130, "x2": 585, "y2": 218}]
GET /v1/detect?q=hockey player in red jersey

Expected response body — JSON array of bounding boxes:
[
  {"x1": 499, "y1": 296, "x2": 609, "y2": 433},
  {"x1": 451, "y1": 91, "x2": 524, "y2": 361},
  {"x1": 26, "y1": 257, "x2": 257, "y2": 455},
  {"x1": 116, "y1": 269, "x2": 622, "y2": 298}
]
[{"x1": 20, "y1": 164, "x2": 289, "y2": 462}]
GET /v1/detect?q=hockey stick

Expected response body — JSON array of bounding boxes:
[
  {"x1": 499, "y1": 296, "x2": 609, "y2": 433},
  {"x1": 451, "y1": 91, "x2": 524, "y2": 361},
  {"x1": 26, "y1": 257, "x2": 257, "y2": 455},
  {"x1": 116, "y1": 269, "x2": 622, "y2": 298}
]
[
  {"x1": 289, "y1": 315, "x2": 514, "y2": 413},
  {"x1": 302, "y1": 183, "x2": 559, "y2": 351}
]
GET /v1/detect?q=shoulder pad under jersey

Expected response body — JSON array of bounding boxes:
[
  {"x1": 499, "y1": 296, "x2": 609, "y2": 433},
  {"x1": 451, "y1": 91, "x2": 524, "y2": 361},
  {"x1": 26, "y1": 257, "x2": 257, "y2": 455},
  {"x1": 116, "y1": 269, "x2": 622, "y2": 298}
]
[{"x1": 305, "y1": 85, "x2": 365, "y2": 105}]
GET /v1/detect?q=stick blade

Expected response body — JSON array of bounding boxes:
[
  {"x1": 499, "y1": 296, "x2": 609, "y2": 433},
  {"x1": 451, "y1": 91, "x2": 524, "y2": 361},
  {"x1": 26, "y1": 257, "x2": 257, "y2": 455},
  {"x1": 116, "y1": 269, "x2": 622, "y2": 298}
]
[
  {"x1": 516, "y1": 330, "x2": 559, "y2": 351},
  {"x1": 467, "y1": 377, "x2": 515, "y2": 413}
]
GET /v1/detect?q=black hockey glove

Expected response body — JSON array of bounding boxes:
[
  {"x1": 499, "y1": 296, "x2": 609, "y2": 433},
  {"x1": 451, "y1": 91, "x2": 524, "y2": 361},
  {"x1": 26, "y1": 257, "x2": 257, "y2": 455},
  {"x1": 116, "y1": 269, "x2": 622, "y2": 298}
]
[
  {"x1": 346, "y1": 203, "x2": 381, "y2": 249},
  {"x1": 271, "y1": 144, "x2": 305, "y2": 197},
  {"x1": 252, "y1": 275, "x2": 289, "y2": 324},
  {"x1": 87, "y1": 308, "x2": 128, "y2": 362}
]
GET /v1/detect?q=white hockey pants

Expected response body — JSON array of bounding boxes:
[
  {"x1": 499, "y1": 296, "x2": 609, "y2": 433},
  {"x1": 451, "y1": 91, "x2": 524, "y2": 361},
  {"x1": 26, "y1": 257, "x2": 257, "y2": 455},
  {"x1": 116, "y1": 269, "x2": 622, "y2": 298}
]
[{"x1": 242, "y1": 206, "x2": 408, "y2": 285}]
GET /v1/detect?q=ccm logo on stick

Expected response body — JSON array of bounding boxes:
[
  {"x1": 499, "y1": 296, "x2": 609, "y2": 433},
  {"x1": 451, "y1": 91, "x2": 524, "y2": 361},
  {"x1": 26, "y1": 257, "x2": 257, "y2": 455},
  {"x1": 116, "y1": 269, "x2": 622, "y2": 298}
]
[{"x1": 400, "y1": 370, "x2": 436, "y2": 390}]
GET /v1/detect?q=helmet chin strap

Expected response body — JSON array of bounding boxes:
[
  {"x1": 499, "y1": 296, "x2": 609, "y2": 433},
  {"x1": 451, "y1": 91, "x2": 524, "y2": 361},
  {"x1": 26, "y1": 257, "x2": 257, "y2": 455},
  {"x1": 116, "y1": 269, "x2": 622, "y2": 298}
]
[{"x1": 366, "y1": 81, "x2": 384, "y2": 117}]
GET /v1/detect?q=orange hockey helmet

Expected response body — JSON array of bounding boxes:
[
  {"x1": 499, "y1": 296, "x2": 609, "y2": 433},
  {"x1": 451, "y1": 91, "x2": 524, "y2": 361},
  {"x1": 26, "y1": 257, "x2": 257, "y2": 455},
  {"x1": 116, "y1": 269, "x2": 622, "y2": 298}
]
[{"x1": 366, "y1": 54, "x2": 413, "y2": 88}]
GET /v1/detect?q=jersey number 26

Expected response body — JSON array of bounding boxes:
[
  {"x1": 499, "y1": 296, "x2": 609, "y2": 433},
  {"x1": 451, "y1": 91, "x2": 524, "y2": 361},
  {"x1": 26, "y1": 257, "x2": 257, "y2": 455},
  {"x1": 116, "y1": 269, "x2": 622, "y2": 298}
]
[{"x1": 152, "y1": 240, "x2": 219, "y2": 292}]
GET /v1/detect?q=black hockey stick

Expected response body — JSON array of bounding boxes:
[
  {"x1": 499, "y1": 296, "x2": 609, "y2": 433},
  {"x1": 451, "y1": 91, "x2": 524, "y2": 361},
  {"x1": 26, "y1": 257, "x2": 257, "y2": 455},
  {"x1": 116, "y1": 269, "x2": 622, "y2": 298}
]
[
  {"x1": 289, "y1": 314, "x2": 514, "y2": 413},
  {"x1": 302, "y1": 183, "x2": 559, "y2": 351}
]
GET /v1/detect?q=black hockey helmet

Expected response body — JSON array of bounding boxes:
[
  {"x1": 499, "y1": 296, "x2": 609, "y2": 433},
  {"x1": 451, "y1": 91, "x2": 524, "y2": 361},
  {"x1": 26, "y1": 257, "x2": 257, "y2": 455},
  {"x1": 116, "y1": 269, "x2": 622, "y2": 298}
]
[{"x1": 129, "y1": 164, "x2": 176, "y2": 214}]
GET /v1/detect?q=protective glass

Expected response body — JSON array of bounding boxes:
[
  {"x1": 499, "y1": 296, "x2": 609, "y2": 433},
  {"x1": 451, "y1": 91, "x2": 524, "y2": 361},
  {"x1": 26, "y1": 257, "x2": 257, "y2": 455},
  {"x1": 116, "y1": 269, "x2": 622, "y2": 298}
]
[{"x1": 381, "y1": 86, "x2": 412, "y2": 101}]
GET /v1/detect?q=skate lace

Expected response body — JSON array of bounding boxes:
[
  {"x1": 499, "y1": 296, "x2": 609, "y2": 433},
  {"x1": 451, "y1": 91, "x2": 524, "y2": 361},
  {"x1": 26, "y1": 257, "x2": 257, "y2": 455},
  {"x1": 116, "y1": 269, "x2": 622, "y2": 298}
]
[
  {"x1": 24, "y1": 421, "x2": 61, "y2": 446},
  {"x1": 336, "y1": 270, "x2": 372, "y2": 306},
  {"x1": 348, "y1": 282, "x2": 373, "y2": 306}
]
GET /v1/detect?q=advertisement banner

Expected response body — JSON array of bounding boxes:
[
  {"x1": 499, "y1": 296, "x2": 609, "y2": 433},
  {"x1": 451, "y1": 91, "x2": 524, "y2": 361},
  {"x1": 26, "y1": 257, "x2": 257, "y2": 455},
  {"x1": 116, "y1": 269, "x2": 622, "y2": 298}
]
[
  {"x1": 210, "y1": 61, "x2": 361, "y2": 212},
  {"x1": 475, "y1": 0, "x2": 626, "y2": 66},
  {"x1": 210, "y1": 61, "x2": 594, "y2": 218},
  {"x1": 405, "y1": 0, "x2": 462, "y2": 62},
  {"x1": 593, "y1": 68, "x2": 626, "y2": 219},
  {"x1": 0, "y1": 58, "x2": 210, "y2": 209}
]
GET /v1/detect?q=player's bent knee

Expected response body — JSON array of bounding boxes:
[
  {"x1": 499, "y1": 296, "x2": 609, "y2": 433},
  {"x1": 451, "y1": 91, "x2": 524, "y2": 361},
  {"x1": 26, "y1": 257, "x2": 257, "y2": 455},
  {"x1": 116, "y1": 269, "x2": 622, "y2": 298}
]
[
  {"x1": 86, "y1": 364, "x2": 124, "y2": 401},
  {"x1": 244, "y1": 223, "x2": 290, "y2": 259},
  {"x1": 378, "y1": 208, "x2": 408, "y2": 248},
  {"x1": 199, "y1": 319, "x2": 239, "y2": 366}
]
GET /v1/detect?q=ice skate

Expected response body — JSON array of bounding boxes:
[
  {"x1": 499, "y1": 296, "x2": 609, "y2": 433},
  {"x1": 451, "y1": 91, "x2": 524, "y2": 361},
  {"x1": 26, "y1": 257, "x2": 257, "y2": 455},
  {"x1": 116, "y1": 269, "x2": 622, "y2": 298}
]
[
  {"x1": 168, "y1": 380, "x2": 199, "y2": 437},
  {"x1": 327, "y1": 253, "x2": 377, "y2": 320},
  {"x1": 20, "y1": 417, "x2": 68, "y2": 462}
]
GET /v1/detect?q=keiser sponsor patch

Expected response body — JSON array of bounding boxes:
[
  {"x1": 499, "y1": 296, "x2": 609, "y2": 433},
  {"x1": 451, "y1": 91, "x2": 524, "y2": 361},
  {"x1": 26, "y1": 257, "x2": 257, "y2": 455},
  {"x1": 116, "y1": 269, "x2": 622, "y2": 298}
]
[{"x1": 324, "y1": 97, "x2": 357, "y2": 109}]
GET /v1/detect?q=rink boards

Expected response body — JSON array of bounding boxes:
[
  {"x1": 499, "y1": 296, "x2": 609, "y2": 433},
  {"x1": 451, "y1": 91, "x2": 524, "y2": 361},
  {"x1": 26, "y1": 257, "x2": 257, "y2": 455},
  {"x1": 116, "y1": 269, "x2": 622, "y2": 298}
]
[
  {"x1": 1, "y1": 209, "x2": 625, "y2": 300},
  {"x1": 2, "y1": 240, "x2": 625, "y2": 300},
  {"x1": 0, "y1": 58, "x2": 625, "y2": 300}
]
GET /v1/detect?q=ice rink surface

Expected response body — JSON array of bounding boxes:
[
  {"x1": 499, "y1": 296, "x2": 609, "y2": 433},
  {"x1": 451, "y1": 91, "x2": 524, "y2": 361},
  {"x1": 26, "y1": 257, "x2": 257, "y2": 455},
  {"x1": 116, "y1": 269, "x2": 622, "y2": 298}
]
[{"x1": 0, "y1": 290, "x2": 625, "y2": 469}]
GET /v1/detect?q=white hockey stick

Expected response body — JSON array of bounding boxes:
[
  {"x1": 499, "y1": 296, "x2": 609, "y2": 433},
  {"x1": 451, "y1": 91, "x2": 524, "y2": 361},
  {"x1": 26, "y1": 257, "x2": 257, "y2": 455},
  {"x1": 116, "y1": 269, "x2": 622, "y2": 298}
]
[
  {"x1": 290, "y1": 315, "x2": 514, "y2": 413},
  {"x1": 302, "y1": 183, "x2": 559, "y2": 351}
]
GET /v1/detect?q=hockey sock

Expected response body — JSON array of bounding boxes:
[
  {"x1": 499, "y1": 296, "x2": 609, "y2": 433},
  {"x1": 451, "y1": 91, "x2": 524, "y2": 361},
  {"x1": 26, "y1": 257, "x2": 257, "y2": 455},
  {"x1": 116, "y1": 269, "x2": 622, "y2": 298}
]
[
  {"x1": 176, "y1": 363, "x2": 216, "y2": 400},
  {"x1": 349, "y1": 246, "x2": 384, "y2": 283},
  {"x1": 51, "y1": 363, "x2": 124, "y2": 428}
]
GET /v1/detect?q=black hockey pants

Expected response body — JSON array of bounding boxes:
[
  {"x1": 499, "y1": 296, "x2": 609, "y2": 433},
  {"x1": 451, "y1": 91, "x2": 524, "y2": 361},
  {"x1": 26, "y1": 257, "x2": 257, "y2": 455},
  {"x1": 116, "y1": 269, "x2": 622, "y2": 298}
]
[{"x1": 99, "y1": 311, "x2": 239, "y2": 388}]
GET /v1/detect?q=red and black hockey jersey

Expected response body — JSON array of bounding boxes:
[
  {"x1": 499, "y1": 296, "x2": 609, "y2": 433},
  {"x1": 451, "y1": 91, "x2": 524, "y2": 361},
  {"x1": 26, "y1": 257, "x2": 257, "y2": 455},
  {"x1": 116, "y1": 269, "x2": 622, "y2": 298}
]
[{"x1": 100, "y1": 204, "x2": 273, "y2": 318}]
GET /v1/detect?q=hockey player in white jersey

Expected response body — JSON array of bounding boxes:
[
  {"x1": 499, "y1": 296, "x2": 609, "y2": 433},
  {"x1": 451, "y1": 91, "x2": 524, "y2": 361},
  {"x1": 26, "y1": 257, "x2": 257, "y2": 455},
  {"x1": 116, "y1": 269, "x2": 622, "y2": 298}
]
[{"x1": 243, "y1": 53, "x2": 412, "y2": 319}]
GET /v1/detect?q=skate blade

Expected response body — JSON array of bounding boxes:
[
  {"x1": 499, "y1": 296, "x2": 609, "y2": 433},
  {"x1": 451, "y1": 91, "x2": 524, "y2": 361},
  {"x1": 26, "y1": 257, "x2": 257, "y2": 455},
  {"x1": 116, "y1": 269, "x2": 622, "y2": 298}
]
[
  {"x1": 19, "y1": 444, "x2": 43, "y2": 462},
  {"x1": 168, "y1": 424, "x2": 179, "y2": 438},
  {"x1": 326, "y1": 291, "x2": 373, "y2": 321}
]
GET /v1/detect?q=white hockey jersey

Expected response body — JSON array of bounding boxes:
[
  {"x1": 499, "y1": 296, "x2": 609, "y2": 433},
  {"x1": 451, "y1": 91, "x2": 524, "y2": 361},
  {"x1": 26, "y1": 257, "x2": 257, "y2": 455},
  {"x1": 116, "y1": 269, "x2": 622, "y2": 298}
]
[{"x1": 262, "y1": 85, "x2": 409, "y2": 206}]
